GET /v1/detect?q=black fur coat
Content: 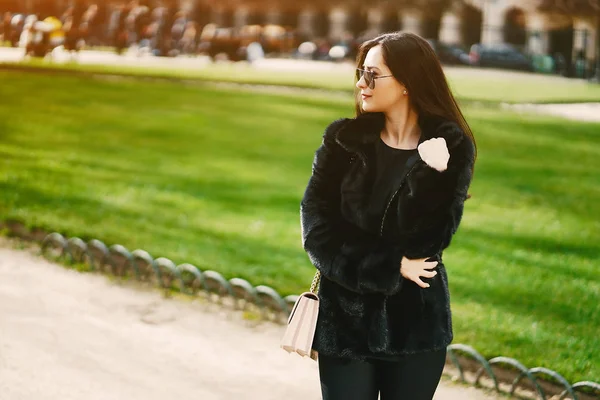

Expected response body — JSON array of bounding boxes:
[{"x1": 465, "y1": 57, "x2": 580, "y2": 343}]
[{"x1": 300, "y1": 112, "x2": 475, "y2": 360}]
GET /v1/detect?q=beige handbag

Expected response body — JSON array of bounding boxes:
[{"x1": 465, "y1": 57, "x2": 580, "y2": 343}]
[{"x1": 280, "y1": 270, "x2": 321, "y2": 361}]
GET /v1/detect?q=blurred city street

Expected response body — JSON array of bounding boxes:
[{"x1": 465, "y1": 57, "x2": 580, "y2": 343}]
[{"x1": 0, "y1": 243, "x2": 504, "y2": 400}]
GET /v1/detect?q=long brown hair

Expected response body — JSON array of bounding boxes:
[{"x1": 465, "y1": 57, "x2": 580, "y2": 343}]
[{"x1": 355, "y1": 32, "x2": 477, "y2": 161}]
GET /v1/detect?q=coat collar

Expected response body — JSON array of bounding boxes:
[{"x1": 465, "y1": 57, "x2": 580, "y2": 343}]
[{"x1": 333, "y1": 112, "x2": 465, "y2": 154}]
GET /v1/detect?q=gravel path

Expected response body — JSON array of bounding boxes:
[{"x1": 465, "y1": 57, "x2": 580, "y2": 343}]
[
  {"x1": 503, "y1": 102, "x2": 600, "y2": 122},
  {"x1": 0, "y1": 243, "x2": 503, "y2": 400}
]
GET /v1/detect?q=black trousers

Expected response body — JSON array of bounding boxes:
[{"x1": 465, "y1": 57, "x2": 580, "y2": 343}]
[{"x1": 318, "y1": 349, "x2": 447, "y2": 400}]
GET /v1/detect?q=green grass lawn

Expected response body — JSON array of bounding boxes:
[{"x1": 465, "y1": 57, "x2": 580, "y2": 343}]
[
  {"x1": 4, "y1": 58, "x2": 600, "y2": 104},
  {"x1": 0, "y1": 70, "x2": 598, "y2": 383}
]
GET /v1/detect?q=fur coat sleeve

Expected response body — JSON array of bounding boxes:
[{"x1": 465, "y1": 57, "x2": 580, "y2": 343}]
[
  {"x1": 300, "y1": 121, "x2": 405, "y2": 295},
  {"x1": 397, "y1": 124, "x2": 476, "y2": 260}
]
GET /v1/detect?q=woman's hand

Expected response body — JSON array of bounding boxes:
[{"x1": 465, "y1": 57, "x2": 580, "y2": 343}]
[{"x1": 400, "y1": 256, "x2": 438, "y2": 288}]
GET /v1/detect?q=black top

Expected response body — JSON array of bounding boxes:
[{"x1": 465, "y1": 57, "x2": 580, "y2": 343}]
[
  {"x1": 365, "y1": 138, "x2": 418, "y2": 236},
  {"x1": 366, "y1": 138, "x2": 419, "y2": 362}
]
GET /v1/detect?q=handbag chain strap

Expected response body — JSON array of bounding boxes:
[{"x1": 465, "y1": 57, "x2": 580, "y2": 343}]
[{"x1": 309, "y1": 270, "x2": 321, "y2": 294}]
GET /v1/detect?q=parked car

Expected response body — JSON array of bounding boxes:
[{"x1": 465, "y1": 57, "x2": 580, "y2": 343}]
[
  {"x1": 426, "y1": 39, "x2": 470, "y2": 66},
  {"x1": 256, "y1": 24, "x2": 296, "y2": 54},
  {"x1": 198, "y1": 24, "x2": 246, "y2": 61},
  {"x1": 198, "y1": 23, "x2": 297, "y2": 62},
  {"x1": 469, "y1": 43, "x2": 534, "y2": 72}
]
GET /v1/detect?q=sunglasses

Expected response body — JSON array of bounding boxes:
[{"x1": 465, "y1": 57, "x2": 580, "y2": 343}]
[{"x1": 356, "y1": 68, "x2": 394, "y2": 89}]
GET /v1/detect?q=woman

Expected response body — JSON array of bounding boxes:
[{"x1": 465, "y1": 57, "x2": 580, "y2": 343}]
[{"x1": 300, "y1": 32, "x2": 477, "y2": 400}]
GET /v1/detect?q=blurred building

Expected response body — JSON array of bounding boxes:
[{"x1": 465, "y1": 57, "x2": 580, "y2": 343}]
[
  {"x1": 188, "y1": 0, "x2": 596, "y2": 65},
  {"x1": 3, "y1": 0, "x2": 598, "y2": 67}
]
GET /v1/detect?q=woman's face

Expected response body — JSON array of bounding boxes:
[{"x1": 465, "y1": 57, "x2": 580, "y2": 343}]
[{"x1": 356, "y1": 45, "x2": 407, "y2": 113}]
